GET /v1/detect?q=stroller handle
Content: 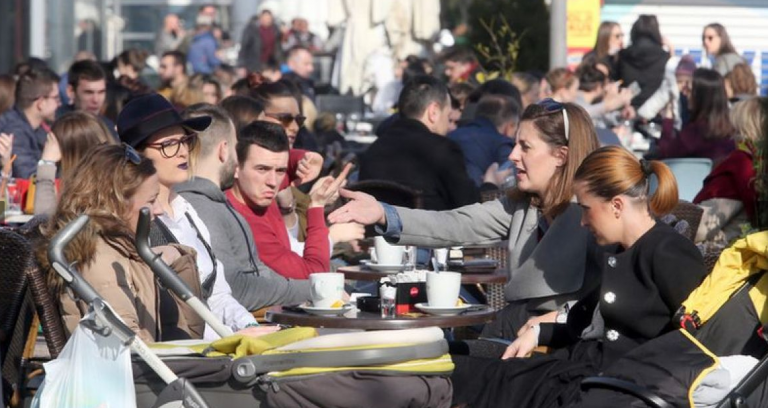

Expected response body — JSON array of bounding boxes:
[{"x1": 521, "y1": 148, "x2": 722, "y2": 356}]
[
  {"x1": 48, "y1": 215, "x2": 211, "y2": 407},
  {"x1": 135, "y1": 207, "x2": 233, "y2": 338},
  {"x1": 135, "y1": 208, "x2": 194, "y2": 301},
  {"x1": 48, "y1": 214, "x2": 101, "y2": 303}
]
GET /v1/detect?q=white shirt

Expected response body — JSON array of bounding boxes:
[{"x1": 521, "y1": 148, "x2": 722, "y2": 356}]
[{"x1": 160, "y1": 195, "x2": 256, "y2": 340}]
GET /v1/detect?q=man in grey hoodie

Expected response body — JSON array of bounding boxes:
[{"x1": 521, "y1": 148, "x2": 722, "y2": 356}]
[{"x1": 175, "y1": 104, "x2": 310, "y2": 310}]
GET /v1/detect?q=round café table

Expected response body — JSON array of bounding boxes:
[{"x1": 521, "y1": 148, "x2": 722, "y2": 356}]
[
  {"x1": 337, "y1": 265, "x2": 507, "y2": 285},
  {"x1": 266, "y1": 305, "x2": 496, "y2": 330}
]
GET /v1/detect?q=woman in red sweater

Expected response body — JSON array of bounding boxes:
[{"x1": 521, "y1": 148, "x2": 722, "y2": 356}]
[{"x1": 694, "y1": 97, "x2": 765, "y2": 245}]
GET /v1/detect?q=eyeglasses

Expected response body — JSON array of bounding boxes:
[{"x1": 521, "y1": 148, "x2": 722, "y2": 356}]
[
  {"x1": 537, "y1": 98, "x2": 570, "y2": 141},
  {"x1": 145, "y1": 133, "x2": 197, "y2": 158},
  {"x1": 123, "y1": 143, "x2": 142, "y2": 165},
  {"x1": 264, "y1": 112, "x2": 307, "y2": 128}
]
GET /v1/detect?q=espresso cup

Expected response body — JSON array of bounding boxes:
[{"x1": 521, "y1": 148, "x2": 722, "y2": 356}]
[
  {"x1": 309, "y1": 273, "x2": 345, "y2": 308},
  {"x1": 426, "y1": 272, "x2": 461, "y2": 308},
  {"x1": 374, "y1": 236, "x2": 405, "y2": 265}
]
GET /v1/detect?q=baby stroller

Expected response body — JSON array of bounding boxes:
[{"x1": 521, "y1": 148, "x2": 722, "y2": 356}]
[
  {"x1": 579, "y1": 231, "x2": 768, "y2": 407},
  {"x1": 36, "y1": 212, "x2": 454, "y2": 408}
]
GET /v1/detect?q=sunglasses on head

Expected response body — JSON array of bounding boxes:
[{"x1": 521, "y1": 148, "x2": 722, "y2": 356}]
[
  {"x1": 123, "y1": 143, "x2": 142, "y2": 165},
  {"x1": 537, "y1": 98, "x2": 570, "y2": 142},
  {"x1": 264, "y1": 112, "x2": 307, "y2": 128}
]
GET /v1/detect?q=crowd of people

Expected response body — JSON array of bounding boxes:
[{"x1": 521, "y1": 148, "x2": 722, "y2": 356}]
[{"x1": 0, "y1": 7, "x2": 766, "y2": 407}]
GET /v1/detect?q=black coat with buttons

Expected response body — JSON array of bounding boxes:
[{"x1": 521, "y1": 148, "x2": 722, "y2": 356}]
[
  {"x1": 539, "y1": 221, "x2": 708, "y2": 368},
  {"x1": 450, "y1": 222, "x2": 709, "y2": 408}
]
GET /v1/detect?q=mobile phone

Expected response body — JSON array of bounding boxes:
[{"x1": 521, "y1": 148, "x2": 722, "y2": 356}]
[{"x1": 628, "y1": 81, "x2": 642, "y2": 98}]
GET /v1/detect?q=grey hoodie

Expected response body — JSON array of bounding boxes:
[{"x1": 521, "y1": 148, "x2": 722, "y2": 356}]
[{"x1": 175, "y1": 177, "x2": 310, "y2": 310}]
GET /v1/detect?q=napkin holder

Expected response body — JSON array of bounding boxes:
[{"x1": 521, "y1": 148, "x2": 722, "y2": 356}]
[{"x1": 394, "y1": 282, "x2": 427, "y2": 314}]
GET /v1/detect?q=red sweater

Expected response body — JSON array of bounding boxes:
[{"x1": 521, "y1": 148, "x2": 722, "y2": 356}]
[
  {"x1": 693, "y1": 149, "x2": 756, "y2": 221},
  {"x1": 225, "y1": 149, "x2": 330, "y2": 279}
]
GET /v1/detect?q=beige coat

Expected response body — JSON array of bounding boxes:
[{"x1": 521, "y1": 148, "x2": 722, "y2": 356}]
[{"x1": 59, "y1": 237, "x2": 204, "y2": 343}]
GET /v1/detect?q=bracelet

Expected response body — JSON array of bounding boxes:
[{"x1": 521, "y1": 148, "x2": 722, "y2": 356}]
[
  {"x1": 38, "y1": 159, "x2": 56, "y2": 166},
  {"x1": 245, "y1": 322, "x2": 260, "y2": 328}
]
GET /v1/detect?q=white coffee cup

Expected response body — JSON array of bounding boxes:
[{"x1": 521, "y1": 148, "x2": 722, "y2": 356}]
[
  {"x1": 374, "y1": 236, "x2": 405, "y2": 265},
  {"x1": 309, "y1": 273, "x2": 345, "y2": 308},
  {"x1": 426, "y1": 272, "x2": 461, "y2": 308}
]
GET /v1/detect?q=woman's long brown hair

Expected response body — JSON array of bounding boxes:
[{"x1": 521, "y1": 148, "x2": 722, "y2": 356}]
[{"x1": 37, "y1": 144, "x2": 156, "y2": 294}]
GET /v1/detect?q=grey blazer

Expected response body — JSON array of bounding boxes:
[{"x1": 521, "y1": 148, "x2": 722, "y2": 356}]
[{"x1": 394, "y1": 196, "x2": 602, "y2": 312}]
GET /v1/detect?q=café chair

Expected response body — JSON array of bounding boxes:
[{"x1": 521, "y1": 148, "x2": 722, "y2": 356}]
[
  {"x1": 0, "y1": 229, "x2": 38, "y2": 406},
  {"x1": 649, "y1": 158, "x2": 712, "y2": 202},
  {"x1": 315, "y1": 95, "x2": 365, "y2": 117},
  {"x1": 669, "y1": 200, "x2": 704, "y2": 242}
]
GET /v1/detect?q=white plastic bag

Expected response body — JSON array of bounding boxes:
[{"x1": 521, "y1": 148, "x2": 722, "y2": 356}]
[{"x1": 32, "y1": 320, "x2": 136, "y2": 408}]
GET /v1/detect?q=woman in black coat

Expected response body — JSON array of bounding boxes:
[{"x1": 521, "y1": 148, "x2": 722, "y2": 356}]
[
  {"x1": 450, "y1": 146, "x2": 709, "y2": 408},
  {"x1": 617, "y1": 15, "x2": 670, "y2": 108}
]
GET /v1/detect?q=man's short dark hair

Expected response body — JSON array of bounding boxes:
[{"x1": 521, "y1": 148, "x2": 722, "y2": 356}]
[
  {"x1": 397, "y1": 75, "x2": 450, "y2": 120},
  {"x1": 14, "y1": 57, "x2": 49, "y2": 77},
  {"x1": 182, "y1": 103, "x2": 234, "y2": 158},
  {"x1": 577, "y1": 64, "x2": 606, "y2": 93},
  {"x1": 15, "y1": 68, "x2": 60, "y2": 109},
  {"x1": 467, "y1": 79, "x2": 522, "y2": 106},
  {"x1": 220, "y1": 95, "x2": 264, "y2": 135},
  {"x1": 475, "y1": 94, "x2": 520, "y2": 129},
  {"x1": 439, "y1": 46, "x2": 478, "y2": 64},
  {"x1": 236, "y1": 121, "x2": 289, "y2": 165},
  {"x1": 162, "y1": 51, "x2": 187, "y2": 73},
  {"x1": 68, "y1": 60, "x2": 106, "y2": 90}
]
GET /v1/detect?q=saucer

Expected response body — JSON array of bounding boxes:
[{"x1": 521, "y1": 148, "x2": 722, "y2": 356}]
[
  {"x1": 415, "y1": 303, "x2": 472, "y2": 316},
  {"x1": 366, "y1": 263, "x2": 406, "y2": 273},
  {"x1": 300, "y1": 304, "x2": 353, "y2": 316}
]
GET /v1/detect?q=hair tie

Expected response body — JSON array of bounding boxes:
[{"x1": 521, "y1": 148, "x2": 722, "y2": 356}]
[{"x1": 639, "y1": 159, "x2": 653, "y2": 177}]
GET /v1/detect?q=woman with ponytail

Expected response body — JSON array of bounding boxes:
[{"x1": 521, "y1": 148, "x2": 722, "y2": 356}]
[{"x1": 449, "y1": 146, "x2": 709, "y2": 408}]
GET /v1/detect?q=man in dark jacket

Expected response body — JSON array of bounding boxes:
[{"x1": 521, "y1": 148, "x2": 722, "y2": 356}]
[
  {"x1": 359, "y1": 75, "x2": 480, "y2": 210},
  {"x1": 175, "y1": 104, "x2": 310, "y2": 311},
  {"x1": 0, "y1": 67, "x2": 60, "y2": 178},
  {"x1": 238, "y1": 10, "x2": 283, "y2": 74},
  {"x1": 448, "y1": 94, "x2": 518, "y2": 187},
  {"x1": 282, "y1": 46, "x2": 316, "y2": 101}
]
